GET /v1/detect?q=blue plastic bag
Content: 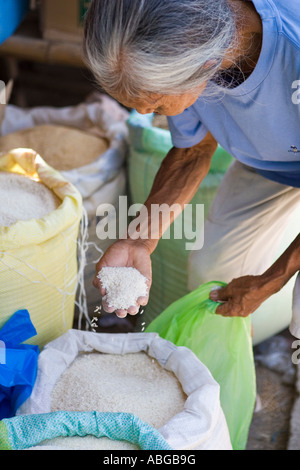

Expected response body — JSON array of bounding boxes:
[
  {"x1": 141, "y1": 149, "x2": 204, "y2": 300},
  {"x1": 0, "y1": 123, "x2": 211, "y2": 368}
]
[
  {"x1": 0, "y1": 310, "x2": 39, "y2": 419},
  {"x1": 0, "y1": 0, "x2": 30, "y2": 45}
]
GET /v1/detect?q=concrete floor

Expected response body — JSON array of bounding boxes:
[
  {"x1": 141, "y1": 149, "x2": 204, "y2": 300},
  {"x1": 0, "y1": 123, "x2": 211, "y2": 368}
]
[{"x1": 247, "y1": 330, "x2": 297, "y2": 450}]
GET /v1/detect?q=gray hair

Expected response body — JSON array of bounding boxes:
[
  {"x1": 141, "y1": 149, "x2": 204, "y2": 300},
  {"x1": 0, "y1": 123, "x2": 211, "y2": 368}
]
[{"x1": 83, "y1": 0, "x2": 237, "y2": 98}]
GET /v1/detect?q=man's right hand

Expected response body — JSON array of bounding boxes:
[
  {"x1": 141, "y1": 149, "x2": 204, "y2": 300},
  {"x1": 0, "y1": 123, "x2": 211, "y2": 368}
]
[
  {"x1": 93, "y1": 134, "x2": 217, "y2": 319},
  {"x1": 93, "y1": 239, "x2": 152, "y2": 318}
]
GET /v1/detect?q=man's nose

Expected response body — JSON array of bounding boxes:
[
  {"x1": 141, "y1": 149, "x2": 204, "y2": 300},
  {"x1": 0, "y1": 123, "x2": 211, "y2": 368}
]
[{"x1": 136, "y1": 106, "x2": 155, "y2": 115}]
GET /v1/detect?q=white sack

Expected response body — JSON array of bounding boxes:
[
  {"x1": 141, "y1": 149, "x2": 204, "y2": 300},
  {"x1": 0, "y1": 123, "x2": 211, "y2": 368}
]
[
  {"x1": 17, "y1": 330, "x2": 232, "y2": 451},
  {"x1": 0, "y1": 94, "x2": 129, "y2": 199}
]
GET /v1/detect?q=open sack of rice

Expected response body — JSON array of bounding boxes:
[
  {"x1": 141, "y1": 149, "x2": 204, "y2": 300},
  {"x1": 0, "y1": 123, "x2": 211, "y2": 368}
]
[
  {"x1": 13, "y1": 330, "x2": 232, "y2": 451},
  {"x1": 0, "y1": 149, "x2": 82, "y2": 349}
]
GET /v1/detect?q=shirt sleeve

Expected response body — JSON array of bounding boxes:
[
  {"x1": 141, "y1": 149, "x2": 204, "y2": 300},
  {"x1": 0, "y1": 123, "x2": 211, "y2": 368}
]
[{"x1": 167, "y1": 106, "x2": 208, "y2": 148}]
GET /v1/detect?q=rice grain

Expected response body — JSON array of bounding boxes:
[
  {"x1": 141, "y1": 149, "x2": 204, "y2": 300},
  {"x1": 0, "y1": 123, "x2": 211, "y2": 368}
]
[
  {"x1": 98, "y1": 266, "x2": 148, "y2": 310},
  {"x1": 0, "y1": 172, "x2": 60, "y2": 226},
  {"x1": 47, "y1": 351, "x2": 187, "y2": 450}
]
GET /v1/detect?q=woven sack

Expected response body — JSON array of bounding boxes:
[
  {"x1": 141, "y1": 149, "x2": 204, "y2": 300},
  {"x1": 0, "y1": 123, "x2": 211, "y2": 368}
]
[
  {"x1": 0, "y1": 94, "x2": 130, "y2": 324},
  {"x1": 0, "y1": 149, "x2": 82, "y2": 349},
  {"x1": 17, "y1": 329, "x2": 232, "y2": 450}
]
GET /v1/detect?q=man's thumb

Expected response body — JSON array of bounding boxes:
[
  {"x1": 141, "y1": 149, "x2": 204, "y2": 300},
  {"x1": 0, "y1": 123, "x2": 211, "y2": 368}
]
[{"x1": 209, "y1": 286, "x2": 229, "y2": 302}]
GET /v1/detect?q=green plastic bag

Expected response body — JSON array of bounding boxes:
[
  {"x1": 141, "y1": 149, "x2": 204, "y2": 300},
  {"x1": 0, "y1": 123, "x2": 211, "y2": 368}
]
[{"x1": 146, "y1": 281, "x2": 256, "y2": 451}]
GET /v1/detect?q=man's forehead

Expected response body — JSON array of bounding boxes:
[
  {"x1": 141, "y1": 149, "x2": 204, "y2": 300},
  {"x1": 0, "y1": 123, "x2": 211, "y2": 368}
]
[{"x1": 113, "y1": 91, "x2": 164, "y2": 106}]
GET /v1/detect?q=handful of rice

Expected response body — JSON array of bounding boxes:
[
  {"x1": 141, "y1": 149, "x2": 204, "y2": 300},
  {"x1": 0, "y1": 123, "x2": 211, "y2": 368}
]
[{"x1": 97, "y1": 266, "x2": 148, "y2": 310}]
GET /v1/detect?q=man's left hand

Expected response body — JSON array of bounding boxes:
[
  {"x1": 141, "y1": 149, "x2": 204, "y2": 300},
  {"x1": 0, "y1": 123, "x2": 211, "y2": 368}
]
[{"x1": 209, "y1": 275, "x2": 279, "y2": 317}]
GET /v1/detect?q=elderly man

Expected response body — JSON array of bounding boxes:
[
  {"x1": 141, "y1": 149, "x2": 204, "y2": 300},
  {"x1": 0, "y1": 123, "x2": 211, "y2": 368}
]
[{"x1": 84, "y1": 0, "x2": 300, "y2": 337}]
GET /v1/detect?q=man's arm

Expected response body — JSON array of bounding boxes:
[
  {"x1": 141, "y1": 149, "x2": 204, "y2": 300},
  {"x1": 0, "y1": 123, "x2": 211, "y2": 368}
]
[
  {"x1": 210, "y1": 233, "x2": 300, "y2": 317},
  {"x1": 94, "y1": 131, "x2": 218, "y2": 316},
  {"x1": 133, "y1": 131, "x2": 218, "y2": 253}
]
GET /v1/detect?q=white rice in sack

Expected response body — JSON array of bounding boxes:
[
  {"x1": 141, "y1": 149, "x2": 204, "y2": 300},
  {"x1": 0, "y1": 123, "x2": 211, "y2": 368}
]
[
  {"x1": 43, "y1": 351, "x2": 186, "y2": 450},
  {"x1": 19, "y1": 330, "x2": 232, "y2": 451},
  {"x1": 0, "y1": 172, "x2": 60, "y2": 226}
]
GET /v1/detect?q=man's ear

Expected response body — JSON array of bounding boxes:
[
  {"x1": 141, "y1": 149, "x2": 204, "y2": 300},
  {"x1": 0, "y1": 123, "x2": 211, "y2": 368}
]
[{"x1": 203, "y1": 59, "x2": 219, "y2": 69}]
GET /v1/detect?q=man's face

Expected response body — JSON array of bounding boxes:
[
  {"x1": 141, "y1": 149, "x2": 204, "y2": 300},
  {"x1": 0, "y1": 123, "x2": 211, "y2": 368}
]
[{"x1": 112, "y1": 83, "x2": 207, "y2": 116}]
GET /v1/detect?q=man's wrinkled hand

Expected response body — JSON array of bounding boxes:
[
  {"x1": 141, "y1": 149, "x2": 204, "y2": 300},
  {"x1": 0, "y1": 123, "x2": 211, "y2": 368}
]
[
  {"x1": 93, "y1": 238, "x2": 152, "y2": 318},
  {"x1": 209, "y1": 275, "x2": 280, "y2": 317}
]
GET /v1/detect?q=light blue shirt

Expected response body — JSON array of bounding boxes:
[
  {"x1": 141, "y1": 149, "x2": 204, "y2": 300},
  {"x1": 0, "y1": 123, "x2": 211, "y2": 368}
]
[{"x1": 167, "y1": 0, "x2": 300, "y2": 187}]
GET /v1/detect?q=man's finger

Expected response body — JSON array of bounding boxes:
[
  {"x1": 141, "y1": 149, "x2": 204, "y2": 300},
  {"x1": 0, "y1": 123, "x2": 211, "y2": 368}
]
[
  {"x1": 216, "y1": 302, "x2": 249, "y2": 317},
  {"x1": 102, "y1": 296, "x2": 115, "y2": 313},
  {"x1": 215, "y1": 302, "x2": 232, "y2": 316},
  {"x1": 127, "y1": 305, "x2": 139, "y2": 315},
  {"x1": 137, "y1": 295, "x2": 149, "y2": 306},
  {"x1": 115, "y1": 309, "x2": 128, "y2": 318},
  {"x1": 210, "y1": 286, "x2": 230, "y2": 302}
]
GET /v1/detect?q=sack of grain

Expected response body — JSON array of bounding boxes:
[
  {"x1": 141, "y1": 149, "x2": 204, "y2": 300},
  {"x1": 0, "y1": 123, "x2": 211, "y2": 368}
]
[
  {"x1": 0, "y1": 171, "x2": 60, "y2": 227},
  {"x1": 0, "y1": 124, "x2": 109, "y2": 172},
  {"x1": 0, "y1": 94, "x2": 129, "y2": 201},
  {"x1": 0, "y1": 94, "x2": 129, "y2": 324},
  {"x1": 0, "y1": 148, "x2": 82, "y2": 349},
  {"x1": 17, "y1": 330, "x2": 232, "y2": 451}
]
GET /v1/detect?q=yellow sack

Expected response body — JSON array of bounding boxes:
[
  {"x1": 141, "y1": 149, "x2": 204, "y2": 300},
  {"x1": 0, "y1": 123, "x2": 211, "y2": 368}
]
[{"x1": 0, "y1": 149, "x2": 83, "y2": 349}]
